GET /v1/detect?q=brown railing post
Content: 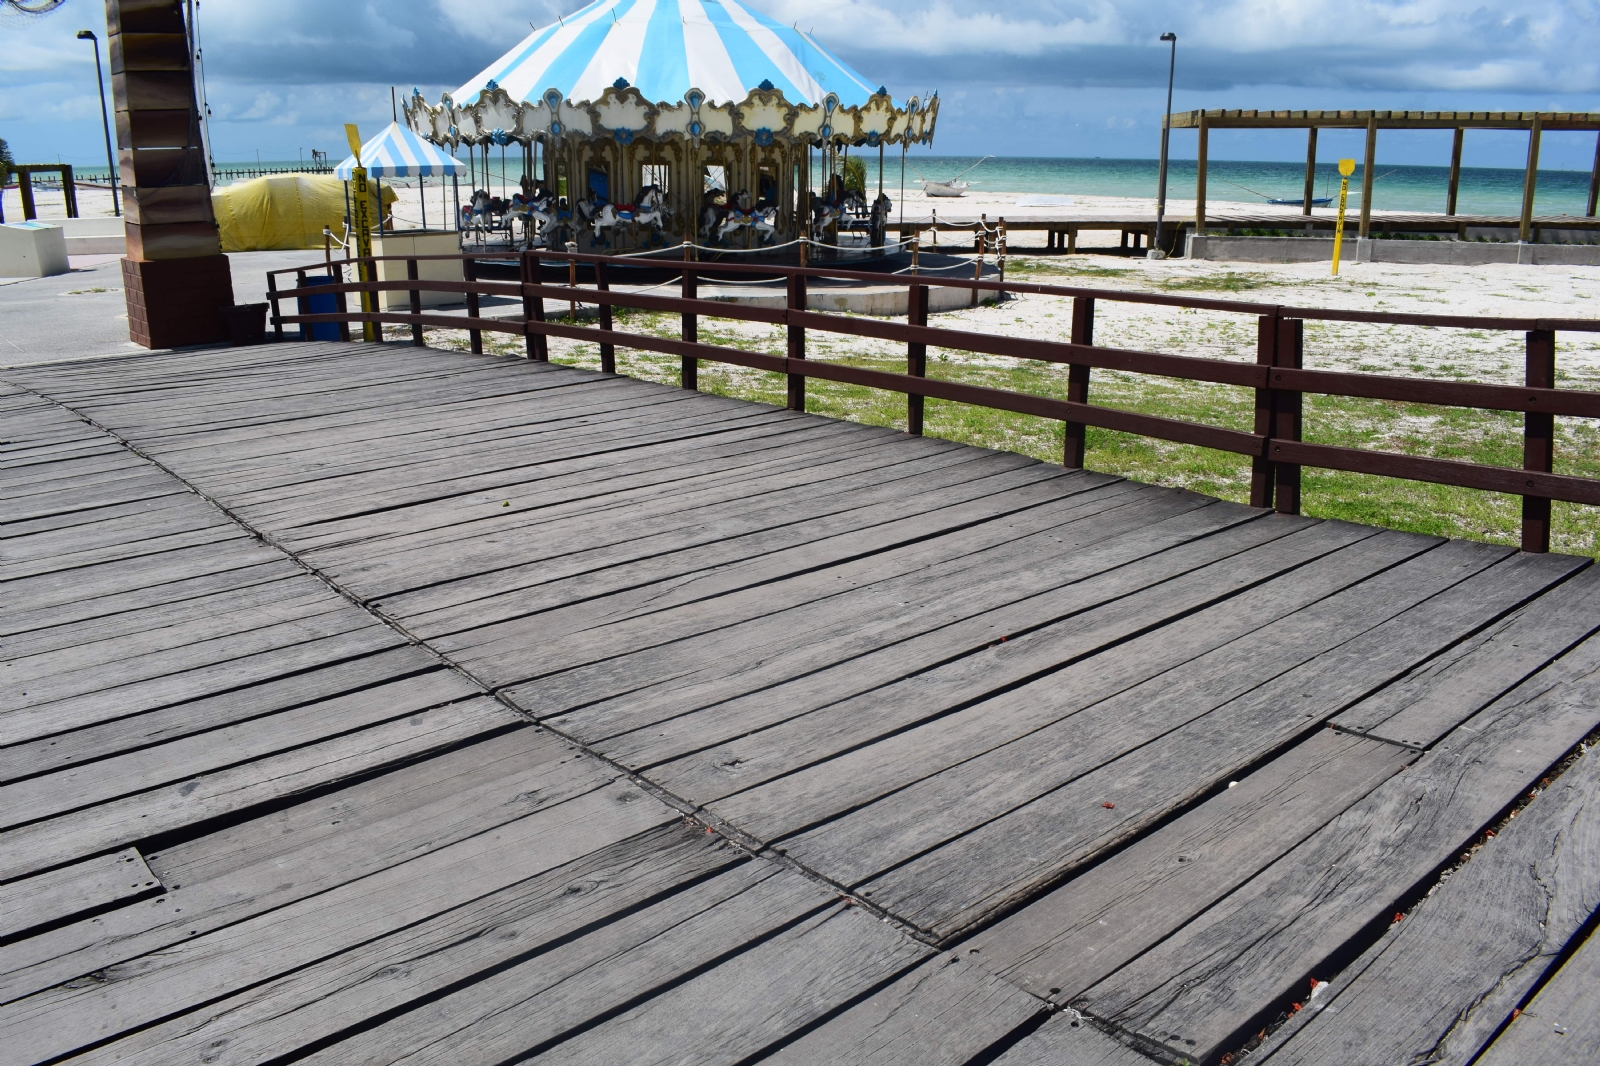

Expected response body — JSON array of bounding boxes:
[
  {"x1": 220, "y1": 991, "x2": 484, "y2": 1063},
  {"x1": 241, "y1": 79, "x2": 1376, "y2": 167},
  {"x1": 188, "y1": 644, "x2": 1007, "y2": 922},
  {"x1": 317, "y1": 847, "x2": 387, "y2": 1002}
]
[
  {"x1": 1251, "y1": 314, "x2": 1279, "y2": 508},
  {"x1": 267, "y1": 273, "x2": 283, "y2": 342},
  {"x1": 681, "y1": 259, "x2": 698, "y2": 390},
  {"x1": 521, "y1": 251, "x2": 548, "y2": 361},
  {"x1": 1273, "y1": 318, "x2": 1304, "y2": 514},
  {"x1": 295, "y1": 270, "x2": 309, "y2": 342},
  {"x1": 787, "y1": 271, "x2": 807, "y2": 411},
  {"x1": 595, "y1": 260, "x2": 616, "y2": 374},
  {"x1": 1523, "y1": 328, "x2": 1557, "y2": 552},
  {"x1": 907, "y1": 282, "x2": 928, "y2": 435},
  {"x1": 335, "y1": 261, "x2": 351, "y2": 342},
  {"x1": 464, "y1": 258, "x2": 482, "y2": 355},
  {"x1": 1064, "y1": 297, "x2": 1094, "y2": 468},
  {"x1": 407, "y1": 258, "x2": 423, "y2": 346}
]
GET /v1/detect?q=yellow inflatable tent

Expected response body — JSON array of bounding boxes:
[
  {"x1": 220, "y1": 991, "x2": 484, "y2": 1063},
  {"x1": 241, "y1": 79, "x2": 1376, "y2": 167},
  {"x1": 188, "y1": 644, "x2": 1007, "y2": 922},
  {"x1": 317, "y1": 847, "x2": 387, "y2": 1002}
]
[{"x1": 212, "y1": 174, "x2": 397, "y2": 252}]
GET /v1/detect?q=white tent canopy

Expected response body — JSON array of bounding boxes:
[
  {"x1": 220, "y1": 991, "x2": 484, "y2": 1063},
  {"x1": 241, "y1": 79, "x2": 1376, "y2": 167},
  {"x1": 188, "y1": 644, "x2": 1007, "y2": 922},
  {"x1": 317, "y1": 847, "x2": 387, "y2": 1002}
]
[{"x1": 334, "y1": 122, "x2": 467, "y2": 179}]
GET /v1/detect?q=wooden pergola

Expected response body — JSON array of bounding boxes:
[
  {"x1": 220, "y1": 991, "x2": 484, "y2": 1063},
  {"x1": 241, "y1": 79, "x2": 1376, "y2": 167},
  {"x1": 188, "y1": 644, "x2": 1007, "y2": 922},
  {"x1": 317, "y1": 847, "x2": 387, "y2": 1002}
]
[{"x1": 1165, "y1": 110, "x2": 1600, "y2": 242}]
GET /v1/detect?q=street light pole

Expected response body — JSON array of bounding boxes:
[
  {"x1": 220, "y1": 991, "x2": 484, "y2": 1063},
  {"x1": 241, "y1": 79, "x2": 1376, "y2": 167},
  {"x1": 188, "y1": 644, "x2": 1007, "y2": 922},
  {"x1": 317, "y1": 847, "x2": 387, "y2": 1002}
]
[
  {"x1": 77, "y1": 30, "x2": 120, "y2": 217},
  {"x1": 1152, "y1": 32, "x2": 1177, "y2": 258}
]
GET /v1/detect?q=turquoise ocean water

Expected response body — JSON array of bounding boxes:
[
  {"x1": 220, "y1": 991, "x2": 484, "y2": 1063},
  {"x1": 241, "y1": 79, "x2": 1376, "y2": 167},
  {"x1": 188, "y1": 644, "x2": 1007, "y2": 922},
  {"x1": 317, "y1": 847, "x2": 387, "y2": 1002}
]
[
  {"x1": 55, "y1": 156, "x2": 1592, "y2": 217},
  {"x1": 882, "y1": 156, "x2": 1592, "y2": 217}
]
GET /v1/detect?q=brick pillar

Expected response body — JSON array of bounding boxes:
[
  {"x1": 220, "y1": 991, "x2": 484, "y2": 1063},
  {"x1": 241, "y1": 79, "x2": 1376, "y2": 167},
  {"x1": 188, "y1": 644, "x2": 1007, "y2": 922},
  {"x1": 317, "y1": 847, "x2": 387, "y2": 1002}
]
[{"x1": 110, "y1": 0, "x2": 233, "y2": 348}]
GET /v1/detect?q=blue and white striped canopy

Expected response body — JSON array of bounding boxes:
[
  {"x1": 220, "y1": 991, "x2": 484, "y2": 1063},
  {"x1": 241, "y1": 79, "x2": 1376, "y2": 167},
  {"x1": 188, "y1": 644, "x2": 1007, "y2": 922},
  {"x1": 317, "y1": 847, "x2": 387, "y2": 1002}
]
[
  {"x1": 334, "y1": 122, "x2": 467, "y2": 179},
  {"x1": 455, "y1": 0, "x2": 879, "y2": 109}
]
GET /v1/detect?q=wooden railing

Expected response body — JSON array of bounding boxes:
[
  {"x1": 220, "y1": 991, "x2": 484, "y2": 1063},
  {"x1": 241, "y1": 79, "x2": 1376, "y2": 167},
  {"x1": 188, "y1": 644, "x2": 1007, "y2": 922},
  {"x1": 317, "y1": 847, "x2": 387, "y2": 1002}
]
[{"x1": 266, "y1": 250, "x2": 1600, "y2": 553}]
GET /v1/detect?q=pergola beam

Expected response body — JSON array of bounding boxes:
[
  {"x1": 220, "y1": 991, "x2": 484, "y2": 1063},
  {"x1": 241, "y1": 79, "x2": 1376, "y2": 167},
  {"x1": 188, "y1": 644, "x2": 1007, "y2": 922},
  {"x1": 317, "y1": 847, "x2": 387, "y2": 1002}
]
[{"x1": 1167, "y1": 109, "x2": 1600, "y2": 131}]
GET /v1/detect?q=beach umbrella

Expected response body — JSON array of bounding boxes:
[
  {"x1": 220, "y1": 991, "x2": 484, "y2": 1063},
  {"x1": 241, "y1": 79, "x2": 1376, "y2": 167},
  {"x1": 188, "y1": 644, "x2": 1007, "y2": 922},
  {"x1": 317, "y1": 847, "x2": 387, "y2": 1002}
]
[
  {"x1": 334, "y1": 122, "x2": 467, "y2": 178},
  {"x1": 453, "y1": 0, "x2": 878, "y2": 108}
]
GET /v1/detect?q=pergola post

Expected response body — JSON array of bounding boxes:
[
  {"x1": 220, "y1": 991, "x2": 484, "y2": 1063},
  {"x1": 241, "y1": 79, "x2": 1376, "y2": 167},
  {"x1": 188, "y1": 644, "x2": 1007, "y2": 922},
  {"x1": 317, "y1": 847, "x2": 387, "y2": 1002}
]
[
  {"x1": 1588, "y1": 131, "x2": 1600, "y2": 218},
  {"x1": 1301, "y1": 127, "x2": 1317, "y2": 216},
  {"x1": 1358, "y1": 116, "x2": 1377, "y2": 239},
  {"x1": 1446, "y1": 127, "x2": 1464, "y2": 216},
  {"x1": 1194, "y1": 112, "x2": 1208, "y2": 237},
  {"x1": 1520, "y1": 114, "x2": 1543, "y2": 243}
]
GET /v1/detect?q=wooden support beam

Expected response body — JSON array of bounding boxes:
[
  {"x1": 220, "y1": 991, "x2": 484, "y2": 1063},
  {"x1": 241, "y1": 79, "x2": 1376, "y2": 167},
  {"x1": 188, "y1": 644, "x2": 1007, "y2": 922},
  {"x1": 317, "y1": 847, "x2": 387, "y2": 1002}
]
[
  {"x1": 1302, "y1": 128, "x2": 1318, "y2": 216},
  {"x1": 1195, "y1": 114, "x2": 1209, "y2": 237},
  {"x1": 1521, "y1": 115, "x2": 1543, "y2": 243},
  {"x1": 1589, "y1": 132, "x2": 1600, "y2": 218},
  {"x1": 1447, "y1": 128, "x2": 1465, "y2": 216},
  {"x1": 1359, "y1": 117, "x2": 1377, "y2": 239}
]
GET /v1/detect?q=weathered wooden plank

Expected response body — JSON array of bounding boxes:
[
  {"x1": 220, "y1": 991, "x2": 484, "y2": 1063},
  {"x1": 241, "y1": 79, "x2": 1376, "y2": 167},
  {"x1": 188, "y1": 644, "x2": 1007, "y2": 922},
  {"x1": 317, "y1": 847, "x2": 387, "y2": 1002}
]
[
  {"x1": 0, "y1": 625, "x2": 404, "y2": 747},
  {"x1": 1334, "y1": 561, "x2": 1600, "y2": 748},
  {"x1": 1081, "y1": 627, "x2": 1600, "y2": 1063},
  {"x1": 0, "y1": 726, "x2": 614, "y2": 1003},
  {"x1": 989, "y1": 1011, "x2": 1159, "y2": 1066},
  {"x1": 520, "y1": 902, "x2": 930, "y2": 1066},
  {"x1": 864, "y1": 547, "x2": 1574, "y2": 941},
  {"x1": 610, "y1": 504, "x2": 1287, "y2": 777},
  {"x1": 0, "y1": 778, "x2": 675, "y2": 1063},
  {"x1": 0, "y1": 697, "x2": 518, "y2": 882},
  {"x1": 668, "y1": 519, "x2": 1368, "y2": 812},
  {"x1": 977, "y1": 730, "x2": 1414, "y2": 1004},
  {"x1": 1259, "y1": 745, "x2": 1600, "y2": 1066},
  {"x1": 518, "y1": 485, "x2": 1219, "y2": 741},
  {"x1": 0, "y1": 849, "x2": 162, "y2": 941},
  {"x1": 0, "y1": 644, "x2": 440, "y2": 782},
  {"x1": 742, "y1": 530, "x2": 1438, "y2": 858},
  {"x1": 764, "y1": 954, "x2": 1044, "y2": 1066},
  {"x1": 66, "y1": 826, "x2": 745, "y2": 1066},
  {"x1": 1474, "y1": 926, "x2": 1600, "y2": 1066},
  {"x1": 0, "y1": 539, "x2": 286, "y2": 627},
  {"x1": 0, "y1": 671, "x2": 480, "y2": 827}
]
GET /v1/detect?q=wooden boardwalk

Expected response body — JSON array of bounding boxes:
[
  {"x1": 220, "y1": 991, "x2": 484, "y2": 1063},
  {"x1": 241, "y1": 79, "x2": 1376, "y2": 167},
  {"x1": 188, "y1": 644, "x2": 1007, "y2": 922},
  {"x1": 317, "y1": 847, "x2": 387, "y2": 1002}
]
[{"x1": 3, "y1": 340, "x2": 1598, "y2": 1065}]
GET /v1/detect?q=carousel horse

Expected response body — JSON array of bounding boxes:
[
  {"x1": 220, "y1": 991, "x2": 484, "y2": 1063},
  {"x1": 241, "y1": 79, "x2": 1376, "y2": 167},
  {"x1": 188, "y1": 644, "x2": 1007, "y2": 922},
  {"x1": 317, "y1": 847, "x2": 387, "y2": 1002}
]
[
  {"x1": 461, "y1": 189, "x2": 496, "y2": 240},
  {"x1": 700, "y1": 201, "x2": 730, "y2": 244},
  {"x1": 631, "y1": 185, "x2": 671, "y2": 238},
  {"x1": 526, "y1": 187, "x2": 558, "y2": 247},
  {"x1": 869, "y1": 192, "x2": 893, "y2": 247}
]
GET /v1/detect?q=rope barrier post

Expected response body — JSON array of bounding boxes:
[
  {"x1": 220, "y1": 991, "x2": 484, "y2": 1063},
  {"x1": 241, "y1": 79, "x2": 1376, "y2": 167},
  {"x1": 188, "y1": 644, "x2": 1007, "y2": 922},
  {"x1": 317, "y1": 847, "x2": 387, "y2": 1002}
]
[
  {"x1": 1251, "y1": 314, "x2": 1279, "y2": 509},
  {"x1": 998, "y1": 218, "x2": 1007, "y2": 289},
  {"x1": 1272, "y1": 317, "x2": 1305, "y2": 515},
  {"x1": 910, "y1": 236, "x2": 919, "y2": 274},
  {"x1": 595, "y1": 259, "x2": 615, "y2": 375},
  {"x1": 1523, "y1": 328, "x2": 1557, "y2": 552},
  {"x1": 787, "y1": 271, "x2": 807, "y2": 412},
  {"x1": 407, "y1": 258, "x2": 423, "y2": 347},
  {"x1": 521, "y1": 250, "x2": 547, "y2": 361},
  {"x1": 464, "y1": 258, "x2": 482, "y2": 355},
  {"x1": 1065, "y1": 297, "x2": 1093, "y2": 468},
  {"x1": 267, "y1": 273, "x2": 283, "y2": 343},
  {"x1": 681, "y1": 243, "x2": 698, "y2": 391},
  {"x1": 908, "y1": 282, "x2": 928, "y2": 435}
]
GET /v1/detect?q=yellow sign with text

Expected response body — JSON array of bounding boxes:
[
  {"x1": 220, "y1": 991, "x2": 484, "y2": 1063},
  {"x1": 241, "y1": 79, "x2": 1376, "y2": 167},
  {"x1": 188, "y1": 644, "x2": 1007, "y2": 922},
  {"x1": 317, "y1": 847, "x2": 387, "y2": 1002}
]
[
  {"x1": 1331, "y1": 158, "x2": 1355, "y2": 276},
  {"x1": 344, "y1": 124, "x2": 378, "y2": 341}
]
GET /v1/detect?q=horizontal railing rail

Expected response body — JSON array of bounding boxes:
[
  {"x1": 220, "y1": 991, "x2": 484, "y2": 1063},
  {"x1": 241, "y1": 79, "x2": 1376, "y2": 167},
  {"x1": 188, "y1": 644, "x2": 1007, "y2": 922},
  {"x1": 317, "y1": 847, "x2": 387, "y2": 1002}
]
[{"x1": 266, "y1": 248, "x2": 1600, "y2": 552}]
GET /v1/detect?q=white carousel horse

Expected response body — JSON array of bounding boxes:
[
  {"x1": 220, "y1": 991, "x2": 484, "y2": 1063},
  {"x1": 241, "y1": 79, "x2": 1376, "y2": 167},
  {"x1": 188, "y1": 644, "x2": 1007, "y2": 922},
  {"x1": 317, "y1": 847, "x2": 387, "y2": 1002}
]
[
  {"x1": 631, "y1": 185, "x2": 671, "y2": 237},
  {"x1": 527, "y1": 189, "x2": 558, "y2": 247}
]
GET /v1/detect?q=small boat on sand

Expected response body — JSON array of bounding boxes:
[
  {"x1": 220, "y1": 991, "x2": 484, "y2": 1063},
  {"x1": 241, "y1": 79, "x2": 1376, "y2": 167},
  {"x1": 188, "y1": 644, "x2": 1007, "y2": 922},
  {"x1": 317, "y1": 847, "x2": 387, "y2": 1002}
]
[
  {"x1": 1268, "y1": 196, "x2": 1334, "y2": 206},
  {"x1": 916, "y1": 156, "x2": 991, "y2": 198}
]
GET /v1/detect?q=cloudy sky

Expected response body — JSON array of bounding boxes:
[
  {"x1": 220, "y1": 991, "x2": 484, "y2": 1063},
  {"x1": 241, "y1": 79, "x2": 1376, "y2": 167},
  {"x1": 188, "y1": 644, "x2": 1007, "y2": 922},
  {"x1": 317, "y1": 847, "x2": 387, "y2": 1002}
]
[{"x1": 3, "y1": 0, "x2": 1598, "y2": 171}]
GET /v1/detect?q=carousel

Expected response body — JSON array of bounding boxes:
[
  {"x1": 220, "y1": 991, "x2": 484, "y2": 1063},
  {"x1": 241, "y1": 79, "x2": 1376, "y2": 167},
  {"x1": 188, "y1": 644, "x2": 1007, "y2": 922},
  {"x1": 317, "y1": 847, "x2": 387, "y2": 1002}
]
[{"x1": 401, "y1": 0, "x2": 937, "y2": 258}]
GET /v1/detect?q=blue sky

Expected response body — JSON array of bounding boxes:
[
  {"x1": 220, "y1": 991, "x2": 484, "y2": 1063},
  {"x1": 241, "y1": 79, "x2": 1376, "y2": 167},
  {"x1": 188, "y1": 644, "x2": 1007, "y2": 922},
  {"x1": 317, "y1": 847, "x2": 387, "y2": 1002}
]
[{"x1": 3, "y1": 0, "x2": 1599, "y2": 170}]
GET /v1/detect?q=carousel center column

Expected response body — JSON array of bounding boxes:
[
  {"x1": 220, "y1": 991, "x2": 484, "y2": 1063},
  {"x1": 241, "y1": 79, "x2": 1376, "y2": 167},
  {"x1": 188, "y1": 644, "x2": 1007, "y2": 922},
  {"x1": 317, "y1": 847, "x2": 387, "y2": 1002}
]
[{"x1": 109, "y1": 0, "x2": 234, "y2": 348}]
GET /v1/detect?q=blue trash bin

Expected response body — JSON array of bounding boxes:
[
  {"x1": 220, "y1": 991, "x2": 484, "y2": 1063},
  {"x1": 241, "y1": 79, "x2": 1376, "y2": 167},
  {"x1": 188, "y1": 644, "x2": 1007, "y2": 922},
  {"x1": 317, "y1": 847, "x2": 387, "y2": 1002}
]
[{"x1": 296, "y1": 275, "x2": 343, "y2": 341}]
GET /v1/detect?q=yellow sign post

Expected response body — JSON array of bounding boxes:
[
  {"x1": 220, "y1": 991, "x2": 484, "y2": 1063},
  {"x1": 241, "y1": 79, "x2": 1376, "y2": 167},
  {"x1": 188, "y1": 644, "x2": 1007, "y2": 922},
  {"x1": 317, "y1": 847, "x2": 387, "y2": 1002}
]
[
  {"x1": 1331, "y1": 158, "x2": 1356, "y2": 276},
  {"x1": 345, "y1": 124, "x2": 378, "y2": 342}
]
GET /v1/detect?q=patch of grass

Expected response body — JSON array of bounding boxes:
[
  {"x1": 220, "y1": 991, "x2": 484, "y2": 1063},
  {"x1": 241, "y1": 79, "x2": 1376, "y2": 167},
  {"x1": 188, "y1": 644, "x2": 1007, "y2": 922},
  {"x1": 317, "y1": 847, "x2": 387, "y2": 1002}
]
[{"x1": 1158, "y1": 272, "x2": 1282, "y2": 293}]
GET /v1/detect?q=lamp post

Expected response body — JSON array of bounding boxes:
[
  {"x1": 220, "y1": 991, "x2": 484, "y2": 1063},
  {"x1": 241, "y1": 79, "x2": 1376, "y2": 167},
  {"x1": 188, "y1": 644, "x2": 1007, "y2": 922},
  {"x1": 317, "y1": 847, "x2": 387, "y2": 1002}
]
[
  {"x1": 77, "y1": 29, "x2": 119, "y2": 217},
  {"x1": 1151, "y1": 32, "x2": 1177, "y2": 259}
]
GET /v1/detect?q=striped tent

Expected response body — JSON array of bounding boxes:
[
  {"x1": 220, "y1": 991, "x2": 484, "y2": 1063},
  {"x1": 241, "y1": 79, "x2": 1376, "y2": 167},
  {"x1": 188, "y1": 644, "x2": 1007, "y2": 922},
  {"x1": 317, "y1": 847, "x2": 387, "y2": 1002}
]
[
  {"x1": 334, "y1": 122, "x2": 468, "y2": 179},
  {"x1": 454, "y1": 0, "x2": 879, "y2": 109}
]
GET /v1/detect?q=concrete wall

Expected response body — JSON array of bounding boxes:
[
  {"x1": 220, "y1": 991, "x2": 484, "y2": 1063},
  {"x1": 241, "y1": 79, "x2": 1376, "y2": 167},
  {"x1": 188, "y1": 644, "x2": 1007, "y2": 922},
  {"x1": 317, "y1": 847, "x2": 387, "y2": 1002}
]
[{"x1": 1186, "y1": 233, "x2": 1600, "y2": 267}]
